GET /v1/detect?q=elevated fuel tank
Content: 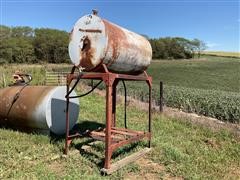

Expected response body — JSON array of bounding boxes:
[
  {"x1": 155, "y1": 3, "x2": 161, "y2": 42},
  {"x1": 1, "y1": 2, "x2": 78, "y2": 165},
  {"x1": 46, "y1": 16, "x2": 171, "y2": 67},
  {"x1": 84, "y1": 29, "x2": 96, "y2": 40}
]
[
  {"x1": 0, "y1": 86, "x2": 79, "y2": 135},
  {"x1": 69, "y1": 11, "x2": 152, "y2": 74}
]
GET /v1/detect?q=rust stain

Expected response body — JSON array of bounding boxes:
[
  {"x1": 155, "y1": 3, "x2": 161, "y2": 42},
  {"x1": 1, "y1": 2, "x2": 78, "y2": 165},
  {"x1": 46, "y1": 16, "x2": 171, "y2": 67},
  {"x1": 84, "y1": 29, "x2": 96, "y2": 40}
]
[
  {"x1": 137, "y1": 38, "x2": 152, "y2": 59},
  {"x1": 0, "y1": 86, "x2": 55, "y2": 128},
  {"x1": 79, "y1": 36, "x2": 95, "y2": 71},
  {"x1": 69, "y1": 14, "x2": 152, "y2": 74},
  {"x1": 102, "y1": 20, "x2": 128, "y2": 66},
  {"x1": 90, "y1": 58, "x2": 105, "y2": 72},
  {"x1": 102, "y1": 20, "x2": 152, "y2": 73}
]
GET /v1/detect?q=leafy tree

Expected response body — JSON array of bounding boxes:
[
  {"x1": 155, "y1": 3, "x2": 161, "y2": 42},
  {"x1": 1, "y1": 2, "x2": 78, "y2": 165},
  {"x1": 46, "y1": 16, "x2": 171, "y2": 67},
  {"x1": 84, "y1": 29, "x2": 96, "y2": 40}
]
[
  {"x1": 11, "y1": 26, "x2": 34, "y2": 37},
  {"x1": 0, "y1": 25, "x2": 11, "y2": 39},
  {"x1": 34, "y1": 28, "x2": 69, "y2": 63},
  {"x1": 0, "y1": 25, "x2": 207, "y2": 63},
  {"x1": 0, "y1": 26, "x2": 35, "y2": 63},
  {"x1": 149, "y1": 37, "x2": 207, "y2": 60},
  {"x1": 192, "y1": 39, "x2": 207, "y2": 58},
  {"x1": 10, "y1": 37, "x2": 35, "y2": 63}
]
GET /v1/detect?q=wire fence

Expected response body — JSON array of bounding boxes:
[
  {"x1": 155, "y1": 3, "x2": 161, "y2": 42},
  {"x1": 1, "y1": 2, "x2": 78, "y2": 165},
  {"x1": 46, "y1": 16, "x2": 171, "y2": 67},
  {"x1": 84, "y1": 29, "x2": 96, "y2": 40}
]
[{"x1": 45, "y1": 71, "x2": 68, "y2": 86}]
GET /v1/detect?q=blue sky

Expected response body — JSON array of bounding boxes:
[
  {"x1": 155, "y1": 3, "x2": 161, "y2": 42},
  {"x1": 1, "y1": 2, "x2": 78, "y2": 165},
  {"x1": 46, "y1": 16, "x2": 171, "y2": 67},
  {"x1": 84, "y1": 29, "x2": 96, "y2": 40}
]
[{"x1": 1, "y1": 0, "x2": 239, "y2": 51}]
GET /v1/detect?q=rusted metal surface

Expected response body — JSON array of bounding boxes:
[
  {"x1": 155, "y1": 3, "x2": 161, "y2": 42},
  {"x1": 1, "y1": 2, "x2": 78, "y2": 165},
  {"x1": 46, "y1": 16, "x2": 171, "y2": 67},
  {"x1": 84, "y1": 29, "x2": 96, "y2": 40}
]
[
  {"x1": 0, "y1": 86, "x2": 53, "y2": 128},
  {"x1": 64, "y1": 65, "x2": 152, "y2": 172},
  {"x1": 0, "y1": 86, "x2": 79, "y2": 134},
  {"x1": 68, "y1": 11, "x2": 152, "y2": 74}
]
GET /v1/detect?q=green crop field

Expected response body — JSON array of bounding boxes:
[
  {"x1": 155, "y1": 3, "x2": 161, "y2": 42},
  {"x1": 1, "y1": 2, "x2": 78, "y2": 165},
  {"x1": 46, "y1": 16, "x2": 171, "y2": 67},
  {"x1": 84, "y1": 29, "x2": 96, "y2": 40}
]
[
  {"x1": 1, "y1": 56, "x2": 239, "y2": 92},
  {"x1": 0, "y1": 92, "x2": 239, "y2": 179},
  {"x1": 115, "y1": 55, "x2": 240, "y2": 122},
  {"x1": 148, "y1": 56, "x2": 240, "y2": 92}
]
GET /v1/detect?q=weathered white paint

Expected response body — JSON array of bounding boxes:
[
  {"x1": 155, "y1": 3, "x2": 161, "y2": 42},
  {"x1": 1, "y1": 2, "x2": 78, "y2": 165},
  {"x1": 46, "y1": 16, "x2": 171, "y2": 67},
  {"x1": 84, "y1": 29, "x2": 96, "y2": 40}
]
[
  {"x1": 69, "y1": 13, "x2": 152, "y2": 74},
  {"x1": 0, "y1": 86, "x2": 79, "y2": 135},
  {"x1": 32, "y1": 86, "x2": 79, "y2": 135}
]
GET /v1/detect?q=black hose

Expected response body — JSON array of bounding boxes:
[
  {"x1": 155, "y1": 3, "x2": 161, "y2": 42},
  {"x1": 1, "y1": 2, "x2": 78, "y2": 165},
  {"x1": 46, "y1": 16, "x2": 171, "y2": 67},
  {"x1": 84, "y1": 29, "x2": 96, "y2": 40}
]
[
  {"x1": 68, "y1": 80, "x2": 103, "y2": 98},
  {"x1": 5, "y1": 83, "x2": 29, "y2": 118},
  {"x1": 65, "y1": 74, "x2": 82, "y2": 98}
]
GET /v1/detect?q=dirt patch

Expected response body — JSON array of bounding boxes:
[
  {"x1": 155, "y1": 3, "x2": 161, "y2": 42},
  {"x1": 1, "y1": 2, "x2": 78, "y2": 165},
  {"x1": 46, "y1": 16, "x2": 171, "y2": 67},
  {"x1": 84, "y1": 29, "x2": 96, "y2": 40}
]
[
  {"x1": 124, "y1": 157, "x2": 183, "y2": 180},
  {"x1": 48, "y1": 160, "x2": 66, "y2": 177},
  {"x1": 203, "y1": 138, "x2": 221, "y2": 148},
  {"x1": 226, "y1": 165, "x2": 240, "y2": 179}
]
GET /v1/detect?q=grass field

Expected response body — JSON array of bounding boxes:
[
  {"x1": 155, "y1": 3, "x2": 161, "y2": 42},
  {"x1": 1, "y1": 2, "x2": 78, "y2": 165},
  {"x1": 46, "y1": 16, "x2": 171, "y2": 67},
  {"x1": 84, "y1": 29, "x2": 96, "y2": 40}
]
[
  {"x1": 0, "y1": 56, "x2": 239, "y2": 178},
  {"x1": 1, "y1": 56, "x2": 239, "y2": 92},
  {"x1": 148, "y1": 56, "x2": 240, "y2": 92},
  {"x1": 202, "y1": 51, "x2": 240, "y2": 58},
  {"x1": 0, "y1": 55, "x2": 239, "y2": 122},
  {"x1": 115, "y1": 56, "x2": 240, "y2": 122},
  {"x1": 0, "y1": 92, "x2": 239, "y2": 179}
]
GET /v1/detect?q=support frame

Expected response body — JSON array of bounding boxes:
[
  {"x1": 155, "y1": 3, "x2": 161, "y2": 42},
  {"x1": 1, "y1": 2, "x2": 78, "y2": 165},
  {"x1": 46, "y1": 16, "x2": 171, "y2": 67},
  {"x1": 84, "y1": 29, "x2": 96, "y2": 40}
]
[{"x1": 65, "y1": 65, "x2": 152, "y2": 173}]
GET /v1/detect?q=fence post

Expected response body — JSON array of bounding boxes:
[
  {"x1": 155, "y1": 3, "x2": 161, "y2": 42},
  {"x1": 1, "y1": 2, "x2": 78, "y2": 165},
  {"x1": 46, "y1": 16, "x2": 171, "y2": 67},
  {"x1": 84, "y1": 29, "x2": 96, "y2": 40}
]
[{"x1": 160, "y1": 81, "x2": 163, "y2": 112}]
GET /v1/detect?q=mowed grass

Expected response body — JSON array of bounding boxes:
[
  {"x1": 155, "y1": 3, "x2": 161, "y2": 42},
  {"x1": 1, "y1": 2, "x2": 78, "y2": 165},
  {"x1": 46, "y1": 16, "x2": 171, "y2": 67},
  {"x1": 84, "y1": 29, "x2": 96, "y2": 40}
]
[
  {"x1": 147, "y1": 56, "x2": 240, "y2": 92},
  {"x1": 0, "y1": 93, "x2": 239, "y2": 179}
]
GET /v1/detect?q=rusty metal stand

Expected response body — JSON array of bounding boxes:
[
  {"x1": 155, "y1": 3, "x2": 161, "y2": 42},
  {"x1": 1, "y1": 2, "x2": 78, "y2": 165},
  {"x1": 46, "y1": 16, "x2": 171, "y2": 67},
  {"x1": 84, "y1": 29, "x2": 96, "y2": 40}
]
[{"x1": 65, "y1": 65, "x2": 152, "y2": 174}]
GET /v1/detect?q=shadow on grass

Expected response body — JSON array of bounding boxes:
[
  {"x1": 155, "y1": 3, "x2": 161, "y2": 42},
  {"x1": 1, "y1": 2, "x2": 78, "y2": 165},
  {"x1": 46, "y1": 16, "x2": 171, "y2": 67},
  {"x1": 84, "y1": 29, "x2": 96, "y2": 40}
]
[
  {"x1": 50, "y1": 120, "x2": 105, "y2": 143},
  {"x1": 50, "y1": 120, "x2": 145, "y2": 170},
  {"x1": 0, "y1": 123, "x2": 50, "y2": 135},
  {"x1": 76, "y1": 141, "x2": 141, "y2": 169},
  {"x1": 1, "y1": 121, "x2": 145, "y2": 170}
]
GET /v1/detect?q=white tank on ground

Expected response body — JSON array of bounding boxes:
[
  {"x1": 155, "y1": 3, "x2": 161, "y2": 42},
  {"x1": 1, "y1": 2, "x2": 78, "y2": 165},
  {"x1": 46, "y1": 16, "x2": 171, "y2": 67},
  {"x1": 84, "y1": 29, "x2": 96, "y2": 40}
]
[{"x1": 0, "y1": 86, "x2": 79, "y2": 135}]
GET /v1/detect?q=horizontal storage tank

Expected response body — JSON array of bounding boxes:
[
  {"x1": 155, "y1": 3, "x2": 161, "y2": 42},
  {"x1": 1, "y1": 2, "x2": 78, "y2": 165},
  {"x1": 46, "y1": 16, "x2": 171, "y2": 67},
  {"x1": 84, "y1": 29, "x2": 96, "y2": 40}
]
[
  {"x1": 0, "y1": 86, "x2": 79, "y2": 135},
  {"x1": 69, "y1": 11, "x2": 152, "y2": 74}
]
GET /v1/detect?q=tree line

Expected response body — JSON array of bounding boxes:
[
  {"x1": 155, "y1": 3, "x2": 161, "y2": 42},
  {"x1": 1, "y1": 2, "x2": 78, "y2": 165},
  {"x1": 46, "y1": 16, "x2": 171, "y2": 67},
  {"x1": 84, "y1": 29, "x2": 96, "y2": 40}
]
[
  {"x1": 0, "y1": 25, "x2": 69, "y2": 64},
  {"x1": 0, "y1": 25, "x2": 207, "y2": 64},
  {"x1": 149, "y1": 37, "x2": 207, "y2": 59}
]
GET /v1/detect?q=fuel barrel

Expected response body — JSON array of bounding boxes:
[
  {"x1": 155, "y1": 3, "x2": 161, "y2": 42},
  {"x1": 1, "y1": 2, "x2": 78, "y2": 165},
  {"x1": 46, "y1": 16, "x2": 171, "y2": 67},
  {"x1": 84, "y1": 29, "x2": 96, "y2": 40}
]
[
  {"x1": 69, "y1": 11, "x2": 152, "y2": 74},
  {"x1": 0, "y1": 86, "x2": 79, "y2": 135}
]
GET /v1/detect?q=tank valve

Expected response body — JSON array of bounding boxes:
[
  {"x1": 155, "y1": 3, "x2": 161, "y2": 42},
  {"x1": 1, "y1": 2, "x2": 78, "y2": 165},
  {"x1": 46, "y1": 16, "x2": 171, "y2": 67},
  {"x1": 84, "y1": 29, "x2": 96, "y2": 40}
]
[{"x1": 92, "y1": 9, "x2": 98, "y2": 15}]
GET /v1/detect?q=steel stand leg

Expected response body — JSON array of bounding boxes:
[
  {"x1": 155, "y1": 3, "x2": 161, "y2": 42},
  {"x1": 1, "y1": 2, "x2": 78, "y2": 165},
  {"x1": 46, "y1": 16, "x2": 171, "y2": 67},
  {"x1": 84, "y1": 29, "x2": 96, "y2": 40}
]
[
  {"x1": 104, "y1": 79, "x2": 113, "y2": 169},
  {"x1": 122, "y1": 80, "x2": 127, "y2": 129},
  {"x1": 65, "y1": 81, "x2": 70, "y2": 155},
  {"x1": 148, "y1": 82, "x2": 152, "y2": 148},
  {"x1": 112, "y1": 81, "x2": 118, "y2": 127}
]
